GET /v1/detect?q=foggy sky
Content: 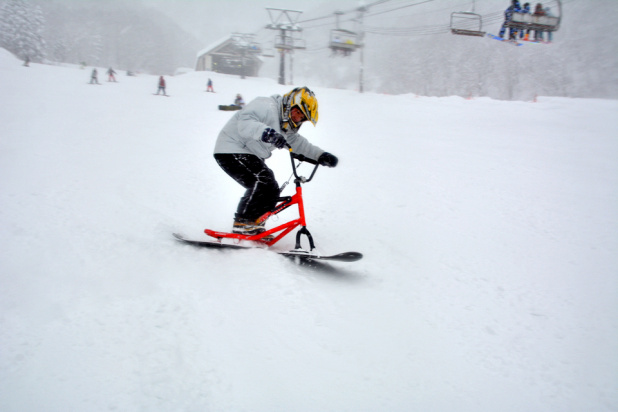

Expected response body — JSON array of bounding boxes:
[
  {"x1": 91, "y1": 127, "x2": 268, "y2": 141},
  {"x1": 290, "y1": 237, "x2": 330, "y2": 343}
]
[
  {"x1": 144, "y1": 0, "x2": 361, "y2": 44},
  {"x1": 16, "y1": 0, "x2": 617, "y2": 99}
]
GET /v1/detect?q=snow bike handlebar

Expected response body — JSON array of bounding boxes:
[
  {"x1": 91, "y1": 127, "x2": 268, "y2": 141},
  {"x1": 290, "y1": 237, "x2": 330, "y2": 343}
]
[
  {"x1": 286, "y1": 144, "x2": 319, "y2": 183},
  {"x1": 262, "y1": 132, "x2": 319, "y2": 182}
]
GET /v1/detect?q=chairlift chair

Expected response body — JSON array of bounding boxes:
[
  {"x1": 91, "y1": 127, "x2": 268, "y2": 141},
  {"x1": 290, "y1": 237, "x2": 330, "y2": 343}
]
[
  {"x1": 275, "y1": 34, "x2": 306, "y2": 51},
  {"x1": 248, "y1": 42, "x2": 263, "y2": 54},
  {"x1": 503, "y1": 0, "x2": 562, "y2": 34},
  {"x1": 261, "y1": 43, "x2": 276, "y2": 58},
  {"x1": 330, "y1": 29, "x2": 359, "y2": 51},
  {"x1": 292, "y1": 35, "x2": 306, "y2": 50},
  {"x1": 275, "y1": 34, "x2": 295, "y2": 50},
  {"x1": 507, "y1": 12, "x2": 560, "y2": 32},
  {"x1": 450, "y1": 11, "x2": 486, "y2": 37},
  {"x1": 329, "y1": 29, "x2": 359, "y2": 56}
]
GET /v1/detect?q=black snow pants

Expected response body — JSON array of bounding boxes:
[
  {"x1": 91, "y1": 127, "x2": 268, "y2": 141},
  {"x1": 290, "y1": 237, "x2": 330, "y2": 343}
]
[{"x1": 214, "y1": 153, "x2": 280, "y2": 221}]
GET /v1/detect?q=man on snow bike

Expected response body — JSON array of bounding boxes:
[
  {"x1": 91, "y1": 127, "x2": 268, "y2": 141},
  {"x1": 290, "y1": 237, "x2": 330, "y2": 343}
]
[{"x1": 213, "y1": 86, "x2": 339, "y2": 236}]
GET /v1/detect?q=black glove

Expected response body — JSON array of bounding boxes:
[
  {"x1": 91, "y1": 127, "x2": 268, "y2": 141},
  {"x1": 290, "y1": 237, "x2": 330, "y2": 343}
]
[
  {"x1": 261, "y1": 128, "x2": 286, "y2": 149},
  {"x1": 318, "y1": 152, "x2": 338, "y2": 167}
]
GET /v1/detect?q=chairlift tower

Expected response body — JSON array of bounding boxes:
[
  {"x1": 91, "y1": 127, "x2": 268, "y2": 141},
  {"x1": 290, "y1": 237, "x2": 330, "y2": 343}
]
[
  {"x1": 357, "y1": 5, "x2": 367, "y2": 93},
  {"x1": 266, "y1": 8, "x2": 303, "y2": 85}
]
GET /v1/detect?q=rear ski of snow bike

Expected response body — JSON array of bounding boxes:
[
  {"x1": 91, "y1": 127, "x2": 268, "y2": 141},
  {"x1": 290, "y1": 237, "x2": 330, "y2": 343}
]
[{"x1": 176, "y1": 148, "x2": 362, "y2": 262}]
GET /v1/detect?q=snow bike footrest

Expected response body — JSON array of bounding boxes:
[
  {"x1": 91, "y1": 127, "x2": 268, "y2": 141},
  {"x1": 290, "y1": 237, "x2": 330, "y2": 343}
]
[{"x1": 204, "y1": 228, "x2": 276, "y2": 244}]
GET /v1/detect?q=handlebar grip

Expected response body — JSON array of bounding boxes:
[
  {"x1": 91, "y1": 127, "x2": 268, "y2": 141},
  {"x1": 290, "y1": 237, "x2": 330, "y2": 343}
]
[{"x1": 290, "y1": 150, "x2": 319, "y2": 165}]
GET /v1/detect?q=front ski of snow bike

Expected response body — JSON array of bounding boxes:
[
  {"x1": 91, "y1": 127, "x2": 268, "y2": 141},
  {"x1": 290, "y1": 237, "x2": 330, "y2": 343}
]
[{"x1": 204, "y1": 147, "x2": 321, "y2": 252}]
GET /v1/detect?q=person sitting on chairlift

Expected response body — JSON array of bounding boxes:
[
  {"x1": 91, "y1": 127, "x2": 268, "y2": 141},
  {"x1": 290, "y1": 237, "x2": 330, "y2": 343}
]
[
  {"x1": 533, "y1": 3, "x2": 546, "y2": 42},
  {"x1": 499, "y1": 0, "x2": 522, "y2": 40}
]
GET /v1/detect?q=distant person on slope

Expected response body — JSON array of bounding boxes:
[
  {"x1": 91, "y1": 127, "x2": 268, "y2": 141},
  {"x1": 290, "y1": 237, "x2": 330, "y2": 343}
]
[
  {"x1": 107, "y1": 67, "x2": 117, "y2": 82},
  {"x1": 233, "y1": 93, "x2": 245, "y2": 107},
  {"x1": 155, "y1": 76, "x2": 167, "y2": 95},
  {"x1": 213, "y1": 87, "x2": 338, "y2": 236},
  {"x1": 206, "y1": 78, "x2": 214, "y2": 92},
  {"x1": 89, "y1": 68, "x2": 99, "y2": 84}
]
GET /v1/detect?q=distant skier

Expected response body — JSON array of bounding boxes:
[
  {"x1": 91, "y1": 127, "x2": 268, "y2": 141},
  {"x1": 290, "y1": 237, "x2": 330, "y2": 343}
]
[
  {"x1": 155, "y1": 76, "x2": 167, "y2": 95},
  {"x1": 23, "y1": 56, "x2": 30, "y2": 67},
  {"x1": 107, "y1": 67, "x2": 117, "y2": 82},
  {"x1": 206, "y1": 78, "x2": 214, "y2": 92},
  {"x1": 89, "y1": 68, "x2": 100, "y2": 84}
]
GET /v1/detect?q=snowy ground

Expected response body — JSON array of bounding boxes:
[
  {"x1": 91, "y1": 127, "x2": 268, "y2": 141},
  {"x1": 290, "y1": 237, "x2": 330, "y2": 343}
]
[{"x1": 1, "y1": 50, "x2": 617, "y2": 412}]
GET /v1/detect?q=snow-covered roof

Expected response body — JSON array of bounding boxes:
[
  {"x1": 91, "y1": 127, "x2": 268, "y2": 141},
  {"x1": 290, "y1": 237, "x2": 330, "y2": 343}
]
[{"x1": 196, "y1": 36, "x2": 233, "y2": 58}]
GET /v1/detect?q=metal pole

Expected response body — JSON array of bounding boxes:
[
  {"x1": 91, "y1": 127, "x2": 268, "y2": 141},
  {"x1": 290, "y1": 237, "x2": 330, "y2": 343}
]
[
  {"x1": 335, "y1": 10, "x2": 343, "y2": 30},
  {"x1": 240, "y1": 48, "x2": 246, "y2": 79},
  {"x1": 358, "y1": 6, "x2": 366, "y2": 93},
  {"x1": 278, "y1": 29, "x2": 286, "y2": 85},
  {"x1": 359, "y1": 44, "x2": 364, "y2": 93},
  {"x1": 266, "y1": 8, "x2": 302, "y2": 86}
]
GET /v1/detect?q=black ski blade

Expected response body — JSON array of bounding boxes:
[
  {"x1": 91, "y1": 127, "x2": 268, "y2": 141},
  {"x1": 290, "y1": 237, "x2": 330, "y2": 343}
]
[
  {"x1": 174, "y1": 234, "x2": 362, "y2": 262},
  {"x1": 279, "y1": 251, "x2": 363, "y2": 262},
  {"x1": 173, "y1": 233, "x2": 249, "y2": 249}
]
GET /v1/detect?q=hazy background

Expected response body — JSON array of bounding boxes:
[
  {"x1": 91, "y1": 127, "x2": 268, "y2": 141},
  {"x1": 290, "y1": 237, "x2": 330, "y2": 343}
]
[{"x1": 2, "y1": 0, "x2": 617, "y2": 100}]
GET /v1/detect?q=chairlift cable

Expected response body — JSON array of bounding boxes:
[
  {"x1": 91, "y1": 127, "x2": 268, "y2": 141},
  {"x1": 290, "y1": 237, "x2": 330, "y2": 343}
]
[
  {"x1": 255, "y1": 0, "x2": 562, "y2": 51},
  {"x1": 364, "y1": 0, "x2": 435, "y2": 18}
]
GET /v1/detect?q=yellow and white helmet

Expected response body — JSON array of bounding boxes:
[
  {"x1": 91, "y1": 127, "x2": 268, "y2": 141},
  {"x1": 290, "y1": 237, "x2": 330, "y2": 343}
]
[{"x1": 281, "y1": 87, "x2": 318, "y2": 132}]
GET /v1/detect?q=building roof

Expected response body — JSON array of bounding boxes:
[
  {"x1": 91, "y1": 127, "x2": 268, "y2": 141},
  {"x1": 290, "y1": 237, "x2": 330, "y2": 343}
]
[{"x1": 196, "y1": 36, "x2": 233, "y2": 58}]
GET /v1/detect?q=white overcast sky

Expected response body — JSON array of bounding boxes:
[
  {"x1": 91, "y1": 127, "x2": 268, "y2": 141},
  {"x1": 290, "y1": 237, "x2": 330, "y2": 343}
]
[{"x1": 144, "y1": 0, "x2": 363, "y2": 43}]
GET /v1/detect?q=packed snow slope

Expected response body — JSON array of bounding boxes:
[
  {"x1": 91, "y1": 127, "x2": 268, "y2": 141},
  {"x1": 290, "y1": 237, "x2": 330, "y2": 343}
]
[{"x1": 1, "y1": 50, "x2": 617, "y2": 412}]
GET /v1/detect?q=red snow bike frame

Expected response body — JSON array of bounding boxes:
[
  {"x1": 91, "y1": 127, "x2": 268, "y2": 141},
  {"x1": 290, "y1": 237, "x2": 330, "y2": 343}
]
[{"x1": 204, "y1": 148, "x2": 321, "y2": 251}]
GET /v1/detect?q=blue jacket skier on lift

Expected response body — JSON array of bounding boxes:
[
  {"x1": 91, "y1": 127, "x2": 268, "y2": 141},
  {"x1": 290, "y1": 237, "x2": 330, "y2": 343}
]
[
  {"x1": 499, "y1": 0, "x2": 522, "y2": 39},
  {"x1": 520, "y1": 2, "x2": 531, "y2": 39}
]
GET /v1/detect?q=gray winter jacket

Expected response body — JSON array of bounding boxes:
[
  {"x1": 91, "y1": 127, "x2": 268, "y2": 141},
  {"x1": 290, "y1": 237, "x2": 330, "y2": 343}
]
[{"x1": 214, "y1": 95, "x2": 324, "y2": 161}]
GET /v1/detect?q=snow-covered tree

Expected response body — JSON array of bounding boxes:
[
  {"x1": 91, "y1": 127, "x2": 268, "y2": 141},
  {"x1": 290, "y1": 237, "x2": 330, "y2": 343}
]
[{"x1": 0, "y1": 0, "x2": 46, "y2": 62}]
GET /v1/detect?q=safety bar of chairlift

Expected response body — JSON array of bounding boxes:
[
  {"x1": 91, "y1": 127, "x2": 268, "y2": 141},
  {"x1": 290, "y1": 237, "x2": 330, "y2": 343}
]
[
  {"x1": 450, "y1": 12, "x2": 485, "y2": 37},
  {"x1": 506, "y1": 12, "x2": 560, "y2": 31}
]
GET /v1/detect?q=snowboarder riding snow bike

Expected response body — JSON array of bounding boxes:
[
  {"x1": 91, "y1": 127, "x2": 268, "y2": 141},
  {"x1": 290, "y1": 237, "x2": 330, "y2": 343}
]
[
  {"x1": 175, "y1": 145, "x2": 362, "y2": 262},
  {"x1": 206, "y1": 146, "x2": 319, "y2": 249}
]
